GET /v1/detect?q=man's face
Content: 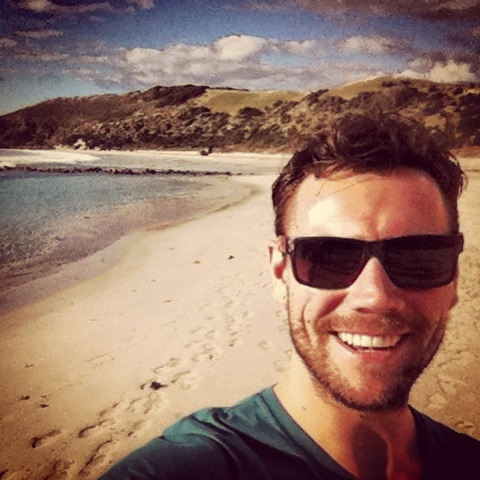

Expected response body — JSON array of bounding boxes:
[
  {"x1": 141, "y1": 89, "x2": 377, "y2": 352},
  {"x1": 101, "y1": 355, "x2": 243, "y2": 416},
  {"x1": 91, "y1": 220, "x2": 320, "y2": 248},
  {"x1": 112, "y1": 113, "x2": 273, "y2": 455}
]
[{"x1": 273, "y1": 169, "x2": 459, "y2": 411}]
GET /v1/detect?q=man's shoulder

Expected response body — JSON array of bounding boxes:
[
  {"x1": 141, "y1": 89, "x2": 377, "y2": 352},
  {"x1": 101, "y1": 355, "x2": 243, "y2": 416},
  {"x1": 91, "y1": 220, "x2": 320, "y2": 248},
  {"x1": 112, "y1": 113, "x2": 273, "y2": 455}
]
[
  {"x1": 412, "y1": 407, "x2": 480, "y2": 450},
  {"x1": 165, "y1": 387, "x2": 279, "y2": 439},
  {"x1": 161, "y1": 387, "x2": 312, "y2": 467},
  {"x1": 412, "y1": 407, "x2": 480, "y2": 479}
]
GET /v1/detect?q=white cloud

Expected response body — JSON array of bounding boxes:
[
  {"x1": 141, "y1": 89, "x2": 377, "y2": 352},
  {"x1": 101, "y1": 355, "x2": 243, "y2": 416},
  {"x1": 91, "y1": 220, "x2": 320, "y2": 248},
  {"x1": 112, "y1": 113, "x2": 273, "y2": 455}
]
[
  {"x1": 125, "y1": 34, "x2": 269, "y2": 69},
  {"x1": 213, "y1": 35, "x2": 268, "y2": 61},
  {"x1": 119, "y1": 34, "x2": 331, "y2": 87},
  {"x1": 470, "y1": 26, "x2": 480, "y2": 38},
  {"x1": 127, "y1": 0, "x2": 154, "y2": 9},
  {"x1": 77, "y1": 54, "x2": 110, "y2": 64},
  {"x1": 15, "y1": 51, "x2": 69, "y2": 61},
  {"x1": 339, "y1": 35, "x2": 401, "y2": 55},
  {"x1": 16, "y1": 0, "x2": 151, "y2": 15},
  {"x1": 425, "y1": 60, "x2": 476, "y2": 82},
  {"x1": 106, "y1": 34, "x2": 398, "y2": 91},
  {"x1": 284, "y1": 39, "x2": 326, "y2": 56},
  {"x1": 124, "y1": 47, "x2": 161, "y2": 65},
  {"x1": 401, "y1": 59, "x2": 477, "y2": 82},
  {"x1": 398, "y1": 69, "x2": 424, "y2": 80},
  {"x1": 15, "y1": 29, "x2": 63, "y2": 39},
  {"x1": 0, "y1": 38, "x2": 17, "y2": 48},
  {"x1": 17, "y1": 0, "x2": 52, "y2": 13},
  {"x1": 122, "y1": 35, "x2": 274, "y2": 85},
  {"x1": 17, "y1": 0, "x2": 111, "y2": 14}
]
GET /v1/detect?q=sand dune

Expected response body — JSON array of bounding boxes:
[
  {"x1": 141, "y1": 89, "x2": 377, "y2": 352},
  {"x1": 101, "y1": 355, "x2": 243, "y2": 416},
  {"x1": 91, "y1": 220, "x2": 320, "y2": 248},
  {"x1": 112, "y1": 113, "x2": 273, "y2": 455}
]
[{"x1": 0, "y1": 160, "x2": 479, "y2": 479}]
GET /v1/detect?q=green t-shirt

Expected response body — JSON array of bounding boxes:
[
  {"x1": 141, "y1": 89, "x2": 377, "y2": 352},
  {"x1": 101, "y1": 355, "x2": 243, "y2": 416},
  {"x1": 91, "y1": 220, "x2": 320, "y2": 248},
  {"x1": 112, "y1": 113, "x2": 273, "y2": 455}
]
[{"x1": 100, "y1": 387, "x2": 479, "y2": 479}]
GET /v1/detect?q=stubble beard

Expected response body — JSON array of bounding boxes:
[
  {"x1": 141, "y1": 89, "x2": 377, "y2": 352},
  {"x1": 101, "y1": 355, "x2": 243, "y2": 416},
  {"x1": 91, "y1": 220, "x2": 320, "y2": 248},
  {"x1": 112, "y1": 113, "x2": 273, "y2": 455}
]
[{"x1": 286, "y1": 295, "x2": 447, "y2": 412}]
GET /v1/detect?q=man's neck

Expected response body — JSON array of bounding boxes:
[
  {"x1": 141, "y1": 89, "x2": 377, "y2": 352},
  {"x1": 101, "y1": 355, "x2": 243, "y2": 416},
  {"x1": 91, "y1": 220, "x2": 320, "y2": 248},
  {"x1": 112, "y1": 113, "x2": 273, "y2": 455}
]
[{"x1": 274, "y1": 356, "x2": 422, "y2": 480}]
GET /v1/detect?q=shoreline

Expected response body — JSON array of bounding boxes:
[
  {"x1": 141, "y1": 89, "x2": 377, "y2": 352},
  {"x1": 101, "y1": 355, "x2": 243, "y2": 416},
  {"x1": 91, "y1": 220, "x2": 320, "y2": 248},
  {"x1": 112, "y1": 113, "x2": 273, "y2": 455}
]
[
  {"x1": 0, "y1": 147, "x2": 289, "y2": 168},
  {"x1": 0, "y1": 174, "x2": 258, "y2": 315},
  {"x1": 0, "y1": 147, "x2": 289, "y2": 315}
]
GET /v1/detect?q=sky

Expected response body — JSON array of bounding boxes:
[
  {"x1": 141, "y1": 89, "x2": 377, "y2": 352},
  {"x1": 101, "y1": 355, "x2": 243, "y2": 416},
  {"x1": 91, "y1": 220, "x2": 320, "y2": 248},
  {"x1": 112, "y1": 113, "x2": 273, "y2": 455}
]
[{"x1": 0, "y1": 0, "x2": 479, "y2": 114}]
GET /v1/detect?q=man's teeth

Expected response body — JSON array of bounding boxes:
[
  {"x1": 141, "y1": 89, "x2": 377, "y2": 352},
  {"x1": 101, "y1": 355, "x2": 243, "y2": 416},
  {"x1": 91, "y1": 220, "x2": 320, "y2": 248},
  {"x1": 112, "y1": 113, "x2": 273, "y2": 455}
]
[{"x1": 337, "y1": 332, "x2": 401, "y2": 349}]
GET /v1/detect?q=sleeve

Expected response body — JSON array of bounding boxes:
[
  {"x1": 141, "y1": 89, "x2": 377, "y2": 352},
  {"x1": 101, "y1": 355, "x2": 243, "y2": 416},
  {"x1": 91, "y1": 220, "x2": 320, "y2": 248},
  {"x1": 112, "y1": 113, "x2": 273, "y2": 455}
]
[{"x1": 98, "y1": 434, "x2": 234, "y2": 480}]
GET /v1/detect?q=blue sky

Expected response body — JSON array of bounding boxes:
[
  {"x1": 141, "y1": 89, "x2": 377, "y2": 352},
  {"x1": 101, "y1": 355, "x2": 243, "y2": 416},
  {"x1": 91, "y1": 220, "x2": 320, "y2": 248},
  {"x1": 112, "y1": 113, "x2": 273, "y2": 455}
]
[{"x1": 0, "y1": 0, "x2": 479, "y2": 114}]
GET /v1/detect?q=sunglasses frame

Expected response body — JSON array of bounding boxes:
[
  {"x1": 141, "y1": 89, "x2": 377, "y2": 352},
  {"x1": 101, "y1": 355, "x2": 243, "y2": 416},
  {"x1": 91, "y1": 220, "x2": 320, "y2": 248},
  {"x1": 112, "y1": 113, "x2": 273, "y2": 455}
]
[{"x1": 279, "y1": 233, "x2": 464, "y2": 290}]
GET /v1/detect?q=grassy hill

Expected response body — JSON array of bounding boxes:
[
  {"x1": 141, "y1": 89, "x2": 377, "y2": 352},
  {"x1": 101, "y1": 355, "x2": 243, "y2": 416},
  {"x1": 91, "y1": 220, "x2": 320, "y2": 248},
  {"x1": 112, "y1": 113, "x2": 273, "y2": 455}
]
[
  {"x1": 197, "y1": 88, "x2": 305, "y2": 115},
  {"x1": 0, "y1": 77, "x2": 478, "y2": 152}
]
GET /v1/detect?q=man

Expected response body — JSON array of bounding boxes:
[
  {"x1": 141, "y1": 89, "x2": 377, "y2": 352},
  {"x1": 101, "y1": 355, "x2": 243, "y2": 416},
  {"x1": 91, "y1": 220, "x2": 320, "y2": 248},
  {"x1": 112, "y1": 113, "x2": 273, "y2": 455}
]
[{"x1": 100, "y1": 113, "x2": 479, "y2": 479}]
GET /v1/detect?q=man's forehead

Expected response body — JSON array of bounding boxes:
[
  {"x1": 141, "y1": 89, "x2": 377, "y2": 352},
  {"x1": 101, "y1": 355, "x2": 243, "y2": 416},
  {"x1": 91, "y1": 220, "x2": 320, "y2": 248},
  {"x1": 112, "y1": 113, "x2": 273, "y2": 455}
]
[
  {"x1": 298, "y1": 172, "x2": 376, "y2": 199},
  {"x1": 291, "y1": 173, "x2": 385, "y2": 230},
  {"x1": 294, "y1": 168, "x2": 441, "y2": 201},
  {"x1": 285, "y1": 169, "x2": 449, "y2": 236}
]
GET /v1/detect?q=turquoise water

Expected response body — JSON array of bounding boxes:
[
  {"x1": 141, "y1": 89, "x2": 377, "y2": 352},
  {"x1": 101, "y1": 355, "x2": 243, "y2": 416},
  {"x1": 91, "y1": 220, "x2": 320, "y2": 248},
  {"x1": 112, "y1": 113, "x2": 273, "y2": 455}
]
[
  {"x1": 0, "y1": 171, "x2": 210, "y2": 222},
  {"x1": 0, "y1": 170, "x2": 248, "y2": 290}
]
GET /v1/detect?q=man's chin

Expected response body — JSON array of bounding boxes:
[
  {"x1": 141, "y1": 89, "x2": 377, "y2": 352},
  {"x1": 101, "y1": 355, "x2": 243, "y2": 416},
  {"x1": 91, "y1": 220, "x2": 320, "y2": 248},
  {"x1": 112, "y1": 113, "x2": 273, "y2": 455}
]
[
  {"x1": 313, "y1": 375, "x2": 412, "y2": 412},
  {"x1": 333, "y1": 393, "x2": 409, "y2": 413}
]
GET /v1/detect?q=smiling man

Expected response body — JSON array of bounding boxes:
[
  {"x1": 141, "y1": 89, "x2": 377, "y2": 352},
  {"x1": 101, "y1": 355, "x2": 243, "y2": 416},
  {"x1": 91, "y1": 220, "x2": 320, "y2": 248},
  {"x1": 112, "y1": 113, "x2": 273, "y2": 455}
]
[{"x1": 100, "y1": 113, "x2": 479, "y2": 479}]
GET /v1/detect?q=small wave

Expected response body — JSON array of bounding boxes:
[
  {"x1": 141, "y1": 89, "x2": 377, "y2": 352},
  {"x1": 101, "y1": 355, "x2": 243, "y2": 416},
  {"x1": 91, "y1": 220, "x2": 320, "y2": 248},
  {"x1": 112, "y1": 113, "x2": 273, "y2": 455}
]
[{"x1": 0, "y1": 148, "x2": 100, "y2": 166}]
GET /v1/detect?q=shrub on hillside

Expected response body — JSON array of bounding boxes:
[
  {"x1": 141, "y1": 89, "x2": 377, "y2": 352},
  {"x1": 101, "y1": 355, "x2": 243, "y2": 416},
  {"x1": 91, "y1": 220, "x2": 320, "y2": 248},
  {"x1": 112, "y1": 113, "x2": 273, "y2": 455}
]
[
  {"x1": 178, "y1": 106, "x2": 211, "y2": 121},
  {"x1": 154, "y1": 85, "x2": 208, "y2": 108},
  {"x1": 237, "y1": 107, "x2": 263, "y2": 118}
]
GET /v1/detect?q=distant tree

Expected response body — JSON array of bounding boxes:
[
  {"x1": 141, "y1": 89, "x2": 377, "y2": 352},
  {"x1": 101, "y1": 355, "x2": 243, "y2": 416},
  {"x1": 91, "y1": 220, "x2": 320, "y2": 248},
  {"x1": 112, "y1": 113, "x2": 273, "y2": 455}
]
[{"x1": 237, "y1": 107, "x2": 263, "y2": 119}]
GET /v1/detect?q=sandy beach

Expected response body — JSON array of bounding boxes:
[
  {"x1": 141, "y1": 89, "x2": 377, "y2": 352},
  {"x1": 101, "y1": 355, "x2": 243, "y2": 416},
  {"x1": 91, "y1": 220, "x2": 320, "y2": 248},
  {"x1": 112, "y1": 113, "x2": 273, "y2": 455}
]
[{"x1": 0, "y1": 154, "x2": 479, "y2": 479}]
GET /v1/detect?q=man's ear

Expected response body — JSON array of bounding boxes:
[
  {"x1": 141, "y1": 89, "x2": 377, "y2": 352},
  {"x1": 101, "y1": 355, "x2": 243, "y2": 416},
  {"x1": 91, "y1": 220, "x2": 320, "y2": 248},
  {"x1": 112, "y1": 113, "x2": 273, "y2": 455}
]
[{"x1": 268, "y1": 240, "x2": 288, "y2": 306}]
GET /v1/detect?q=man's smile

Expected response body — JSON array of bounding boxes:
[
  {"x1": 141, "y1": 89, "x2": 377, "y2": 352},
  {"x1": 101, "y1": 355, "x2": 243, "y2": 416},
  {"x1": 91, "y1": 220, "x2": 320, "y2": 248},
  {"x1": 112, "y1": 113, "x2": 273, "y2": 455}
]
[{"x1": 336, "y1": 332, "x2": 404, "y2": 350}]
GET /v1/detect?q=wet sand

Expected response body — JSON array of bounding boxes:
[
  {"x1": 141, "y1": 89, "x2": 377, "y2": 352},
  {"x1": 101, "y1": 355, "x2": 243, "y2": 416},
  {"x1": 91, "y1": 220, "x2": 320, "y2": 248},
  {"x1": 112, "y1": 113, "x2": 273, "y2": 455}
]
[{"x1": 0, "y1": 157, "x2": 478, "y2": 479}]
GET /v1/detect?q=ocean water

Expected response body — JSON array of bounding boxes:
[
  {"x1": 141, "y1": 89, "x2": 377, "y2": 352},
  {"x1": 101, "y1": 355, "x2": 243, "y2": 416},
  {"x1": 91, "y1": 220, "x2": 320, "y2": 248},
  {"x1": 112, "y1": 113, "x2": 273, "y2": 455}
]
[{"x1": 0, "y1": 170, "x2": 250, "y2": 291}]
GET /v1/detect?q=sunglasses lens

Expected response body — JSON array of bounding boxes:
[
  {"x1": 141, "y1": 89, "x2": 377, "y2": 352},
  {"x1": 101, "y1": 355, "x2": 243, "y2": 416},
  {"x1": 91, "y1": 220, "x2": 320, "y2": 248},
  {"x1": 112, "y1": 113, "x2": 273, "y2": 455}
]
[
  {"x1": 292, "y1": 238, "x2": 364, "y2": 289},
  {"x1": 384, "y1": 236, "x2": 461, "y2": 289},
  {"x1": 289, "y1": 235, "x2": 462, "y2": 290}
]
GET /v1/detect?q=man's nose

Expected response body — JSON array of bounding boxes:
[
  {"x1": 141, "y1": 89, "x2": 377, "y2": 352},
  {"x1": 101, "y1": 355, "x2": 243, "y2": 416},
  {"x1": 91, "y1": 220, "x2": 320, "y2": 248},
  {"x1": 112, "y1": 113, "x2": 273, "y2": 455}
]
[{"x1": 345, "y1": 258, "x2": 406, "y2": 313}]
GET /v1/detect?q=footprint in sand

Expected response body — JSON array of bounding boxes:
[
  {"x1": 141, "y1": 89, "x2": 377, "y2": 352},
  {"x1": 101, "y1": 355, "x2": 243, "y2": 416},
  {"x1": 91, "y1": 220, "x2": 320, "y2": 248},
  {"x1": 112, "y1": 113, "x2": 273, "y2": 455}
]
[
  {"x1": 170, "y1": 370, "x2": 190, "y2": 384},
  {"x1": 41, "y1": 459, "x2": 74, "y2": 479},
  {"x1": 127, "y1": 394, "x2": 163, "y2": 415},
  {"x1": 274, "y1": 358, "x2": 287, "y2": 373},
  {"x1": 30, "y1": 429, "x2": 62, "y2": 448},
  {"x1": 153, "y1": 357, "x2": 182, "y2": 374},
  {"x1": 98, "y1": 402, "x2": 120, "y2": 418},
  {"x1": 126, "y1": 419, "x2": 146, "y2": 438},
  {"x1": 171, "y1": 370, "x2": 200, "y2": 390},
  {"x1": 78, "y1": 438, "x2": 113, "y2": 477},
  {"x1": 88, "y1": 353, "x2": 115, "y2": 367},
  {"x1": 258, "y1": 340, "x2": 274, "y2": 351},
  {"x1": 191, "y1": 343, "x2": 221, "y2": 362},
  {"x1": 78, "y1": 420, "x2": 111, "y2": 439},
  {"x1": 190, "y1": 326, "x2": 217, "y2": 342}
]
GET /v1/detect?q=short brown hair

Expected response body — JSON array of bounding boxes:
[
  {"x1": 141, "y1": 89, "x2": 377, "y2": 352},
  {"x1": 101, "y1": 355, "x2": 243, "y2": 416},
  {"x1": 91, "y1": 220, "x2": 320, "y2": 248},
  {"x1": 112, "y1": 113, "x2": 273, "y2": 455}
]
[{"x1": 272, "y1": 113, "x2": 466, "y2": 235}]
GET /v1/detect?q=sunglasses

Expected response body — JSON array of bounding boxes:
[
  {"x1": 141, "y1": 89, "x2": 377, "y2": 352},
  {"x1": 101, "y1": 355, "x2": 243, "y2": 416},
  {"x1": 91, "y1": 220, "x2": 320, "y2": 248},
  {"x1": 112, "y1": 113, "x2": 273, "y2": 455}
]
[{"x1": 281, "y1": 234, "x2": 464, "y2": 290}]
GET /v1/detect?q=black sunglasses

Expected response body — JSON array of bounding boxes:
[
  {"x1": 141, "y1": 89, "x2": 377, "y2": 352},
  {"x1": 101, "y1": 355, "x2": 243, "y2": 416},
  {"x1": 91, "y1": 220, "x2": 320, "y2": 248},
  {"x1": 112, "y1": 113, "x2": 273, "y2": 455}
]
[{"x1": 281, "y1": 234, "x2": 464, "y2": 290}]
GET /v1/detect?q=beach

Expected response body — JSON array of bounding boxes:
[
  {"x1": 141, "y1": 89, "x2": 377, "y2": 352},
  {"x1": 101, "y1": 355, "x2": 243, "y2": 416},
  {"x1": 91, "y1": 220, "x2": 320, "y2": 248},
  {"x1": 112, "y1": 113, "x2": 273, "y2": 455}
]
[{"x1": 0, "y1": 152, "x2": 479, "y2": 479}]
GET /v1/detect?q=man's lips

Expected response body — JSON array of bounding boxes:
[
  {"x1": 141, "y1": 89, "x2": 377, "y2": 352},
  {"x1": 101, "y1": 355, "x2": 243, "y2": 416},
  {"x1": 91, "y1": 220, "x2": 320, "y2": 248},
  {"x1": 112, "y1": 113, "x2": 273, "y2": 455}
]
[{"x1": 336, "y1": 332, "x2": 404, "y2": 350}]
